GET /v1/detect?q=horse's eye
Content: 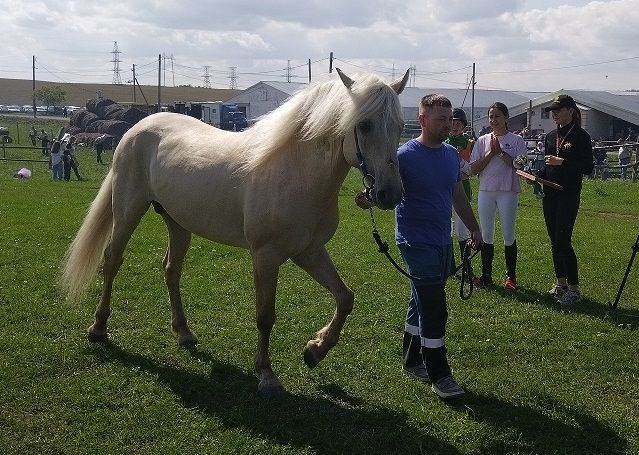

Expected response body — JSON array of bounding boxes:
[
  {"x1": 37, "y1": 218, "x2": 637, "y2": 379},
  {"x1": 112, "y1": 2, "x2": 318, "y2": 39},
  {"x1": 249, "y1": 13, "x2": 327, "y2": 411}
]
[{"x1": 358, "y1": 120, "x2": 372, "y2": 133}]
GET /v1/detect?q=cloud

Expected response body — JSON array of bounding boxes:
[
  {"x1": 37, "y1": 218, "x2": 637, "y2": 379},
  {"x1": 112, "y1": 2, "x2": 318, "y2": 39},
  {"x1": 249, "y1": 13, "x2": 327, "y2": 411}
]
[{"x1": 0, "y1": 0, "x2": 637, "y2": 91}]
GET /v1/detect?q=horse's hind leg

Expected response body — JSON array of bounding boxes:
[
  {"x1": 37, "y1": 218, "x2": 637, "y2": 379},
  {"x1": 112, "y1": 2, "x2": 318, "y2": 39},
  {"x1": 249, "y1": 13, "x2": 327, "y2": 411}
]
[
  {"x1": 88, "y1": 198, "x2": 149, "y2": 342},
  {"x1": 160, "y1": 213, "x2": 197, "y2": 346},
  {"x1": 292, "y1": 246, "x2": 354, "y2": 368}
]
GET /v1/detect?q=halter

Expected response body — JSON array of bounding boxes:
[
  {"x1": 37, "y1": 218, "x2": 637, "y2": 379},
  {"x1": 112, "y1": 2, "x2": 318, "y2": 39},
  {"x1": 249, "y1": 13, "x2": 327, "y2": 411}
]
[
  {"x1": 352, "y1": 126, "x2": 478, "y2": 300},
  {"x1": 354, "y1": 127, "x2": 376, "y2": 201}
]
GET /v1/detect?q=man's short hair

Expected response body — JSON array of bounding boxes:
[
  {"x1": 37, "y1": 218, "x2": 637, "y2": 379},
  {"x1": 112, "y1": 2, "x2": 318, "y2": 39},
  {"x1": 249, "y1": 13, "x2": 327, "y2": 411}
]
[{"x1": 419, "y1": 94, "x2": 452, "y2": 113}]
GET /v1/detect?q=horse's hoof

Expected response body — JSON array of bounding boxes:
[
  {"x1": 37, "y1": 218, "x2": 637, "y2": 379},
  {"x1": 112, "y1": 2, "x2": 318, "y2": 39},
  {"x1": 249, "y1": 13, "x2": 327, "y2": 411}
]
[
  {"x1": 87, "y1": 328, "x2": 108, "y2": 343},
  {"x1": 258, "y1": 379, "x2": 285, "y2": 398},
  {"x1": 303, "y1": 344, "x2": 320, "y2": 369},
  {"x1": 177, "y1": 333, "x2": 198, "y2": 347}
]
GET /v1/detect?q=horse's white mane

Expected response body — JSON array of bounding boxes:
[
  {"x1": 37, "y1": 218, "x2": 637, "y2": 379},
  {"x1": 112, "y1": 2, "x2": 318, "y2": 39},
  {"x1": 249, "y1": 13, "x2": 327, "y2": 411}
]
[{"x1": 239, "y1": 72, "x2": 403, "y2": 171}]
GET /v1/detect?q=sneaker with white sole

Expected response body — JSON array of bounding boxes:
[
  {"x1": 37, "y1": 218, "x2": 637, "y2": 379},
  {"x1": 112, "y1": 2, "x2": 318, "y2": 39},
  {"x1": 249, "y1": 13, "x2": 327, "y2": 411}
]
[
  {"x1": 431, "y1": 375, "x2": 465, "y2": 398},
  {"x1": 558, "y1": 289, "x2": 583, "y2": 306},
  {"x1": 548, "y1": 284, "x2": 568, "y2": 298},
  {"x1": 403, "y1": 364, "x2": 430, "y2": 383}
]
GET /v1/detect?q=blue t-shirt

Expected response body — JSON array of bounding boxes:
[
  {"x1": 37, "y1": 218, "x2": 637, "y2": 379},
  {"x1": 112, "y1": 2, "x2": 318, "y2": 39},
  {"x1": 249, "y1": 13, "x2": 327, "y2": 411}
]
[{"x1": 395, "y1": 139, "x2": 461, "y2": 246}]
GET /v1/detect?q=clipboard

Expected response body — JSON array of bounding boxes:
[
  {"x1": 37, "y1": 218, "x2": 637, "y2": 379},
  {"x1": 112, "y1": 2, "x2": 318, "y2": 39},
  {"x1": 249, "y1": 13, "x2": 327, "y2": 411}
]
[{"x1": 516, "y1": 169, "x2": 564, "y2": 190}]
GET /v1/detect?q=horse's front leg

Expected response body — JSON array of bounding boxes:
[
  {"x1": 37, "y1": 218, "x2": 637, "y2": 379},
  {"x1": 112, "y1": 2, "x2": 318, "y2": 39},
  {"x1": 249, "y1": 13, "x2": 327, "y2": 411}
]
[
  {"x1": 292, "y1": 246, "x2": 354, "y2": 368},
  {"x1": 252, "y1": 248, "x2": 285, "y2": 397}
]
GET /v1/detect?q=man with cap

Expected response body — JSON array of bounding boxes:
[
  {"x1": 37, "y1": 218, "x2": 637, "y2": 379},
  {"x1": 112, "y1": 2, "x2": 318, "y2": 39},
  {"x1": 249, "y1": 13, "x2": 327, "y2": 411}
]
[
  {"x1": 446, "y1": 108, "x2": 474, "y2": 270},
  {"x1": 535, "y1": 95, "x2": 593, "y2": 306}
]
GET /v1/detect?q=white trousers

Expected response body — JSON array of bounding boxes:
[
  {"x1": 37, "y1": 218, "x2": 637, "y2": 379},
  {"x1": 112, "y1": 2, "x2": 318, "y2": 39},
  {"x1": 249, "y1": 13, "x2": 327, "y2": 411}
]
[
  {"x1": 477, "y1": 190, "x2": 518, "y2": 245},
  {"x1": 453, "y1": 210, "x2": 470, "y2": 242}
]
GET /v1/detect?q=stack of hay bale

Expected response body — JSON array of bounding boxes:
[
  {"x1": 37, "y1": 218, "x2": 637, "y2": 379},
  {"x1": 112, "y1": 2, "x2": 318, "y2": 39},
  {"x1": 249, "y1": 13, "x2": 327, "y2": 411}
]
[{"x1": 67, "y1": 98, "x2": 151, "y2": 146}]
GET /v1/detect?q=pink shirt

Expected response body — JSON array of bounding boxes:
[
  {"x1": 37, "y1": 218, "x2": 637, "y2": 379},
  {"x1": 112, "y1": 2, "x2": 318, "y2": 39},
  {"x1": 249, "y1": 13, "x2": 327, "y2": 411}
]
[{"x1": 470, "y1": 132, "x2": 526, "y2": 193}]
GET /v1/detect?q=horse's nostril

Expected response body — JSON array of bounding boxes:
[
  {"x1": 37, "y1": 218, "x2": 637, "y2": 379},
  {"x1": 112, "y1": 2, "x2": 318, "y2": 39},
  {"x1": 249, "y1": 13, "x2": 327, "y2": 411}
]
[{"x1": 376, "y1": 190, "x2": 386, "y2": 204}]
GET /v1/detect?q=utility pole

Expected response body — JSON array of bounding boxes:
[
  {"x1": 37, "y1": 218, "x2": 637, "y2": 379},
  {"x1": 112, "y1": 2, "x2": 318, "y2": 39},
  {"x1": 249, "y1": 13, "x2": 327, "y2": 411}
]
[
  {"x1": 157, "y1": 54, "x2": 161, "y2": 112},
  {"x1": 170, "y1": 54, "x2": 175, "y2": 87},
  {"x1": 32, "y1": 56, "x2": 36, "y2": 118},
  {"x1": 286, "y1": 60, "x2": 291, "y2": 83},
  {"x1": 471, "y1": 62, "x2": 476, "y2": 134},
  {"x1": 329, "y1": 52, "x2": 333, "y2": 73},
  {"x1": 132, "y1": 64, "x2": 136, "y2": 103},
  {"x1": 308, "y1": 58, "x2": 311, "y2": 83}
]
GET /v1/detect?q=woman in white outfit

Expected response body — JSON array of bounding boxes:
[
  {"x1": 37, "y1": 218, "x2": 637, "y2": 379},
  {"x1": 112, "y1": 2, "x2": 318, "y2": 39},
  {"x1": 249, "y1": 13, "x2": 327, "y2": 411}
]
[{"x1": 470, "y1": 102, "x2": 526, "y2": 290}]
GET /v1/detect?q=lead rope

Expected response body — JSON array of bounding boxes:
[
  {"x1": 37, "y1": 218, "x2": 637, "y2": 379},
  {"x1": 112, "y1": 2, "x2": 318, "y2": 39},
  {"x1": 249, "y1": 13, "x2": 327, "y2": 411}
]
[
  {"x1": 352, "y1": 128, "x2": 477, "y2": 300},
  {"x1": 366, "y1": 206, "x2": 478, "y2": 300}
]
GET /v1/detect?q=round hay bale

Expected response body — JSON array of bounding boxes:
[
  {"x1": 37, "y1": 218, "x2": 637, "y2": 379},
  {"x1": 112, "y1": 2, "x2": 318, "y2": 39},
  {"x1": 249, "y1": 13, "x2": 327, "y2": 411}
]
[
  {"x1": 71, "y1": 110, "x2": 99, "y2": 130},
  {"x1": 85, "y1": 120, "x2": 111, "y2": 133},
  {"x1": 116, "y1": 107, "x2": 149, "y2": 125},
  {"x1": 96, "y1": 101, "x2": 120, "y2": 118},
  {"x1": 100, "y1": 120, "x2": 132, "y2": 137},
  {"x1": 85, "y1": 120, "x2": 132, "y2": 137},
  {"x1": 86, "y1": 98, "x2": 116, "y2": 116},
  {"x1": 102, "y1": 104, "x2": 126, "y2": 120}
]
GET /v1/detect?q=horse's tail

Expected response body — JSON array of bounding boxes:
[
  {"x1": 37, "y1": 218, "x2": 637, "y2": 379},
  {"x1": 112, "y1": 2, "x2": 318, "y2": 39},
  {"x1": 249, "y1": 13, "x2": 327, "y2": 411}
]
[{"x1": 61, "y1": 170, "x2": 114, "y2": 301}]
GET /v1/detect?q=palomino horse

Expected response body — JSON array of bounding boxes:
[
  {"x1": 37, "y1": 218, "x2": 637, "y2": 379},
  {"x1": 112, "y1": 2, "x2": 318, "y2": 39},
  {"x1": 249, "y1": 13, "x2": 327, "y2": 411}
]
[{"x1": 61, "y1": 68, "x2": 409, "y2": 396}]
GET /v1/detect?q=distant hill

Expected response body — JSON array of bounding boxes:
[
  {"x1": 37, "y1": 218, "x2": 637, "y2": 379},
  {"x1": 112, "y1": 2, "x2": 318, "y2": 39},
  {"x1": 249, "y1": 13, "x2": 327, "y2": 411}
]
[{"x1": 0, "y1": 78, "x2": 241, "y2": 107}]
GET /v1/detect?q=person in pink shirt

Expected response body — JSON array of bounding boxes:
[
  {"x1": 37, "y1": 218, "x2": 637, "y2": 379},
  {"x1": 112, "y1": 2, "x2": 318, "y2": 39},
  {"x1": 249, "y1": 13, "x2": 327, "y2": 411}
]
[{"x1": 470, "y1": 102, "x2": 527, "y2": 290}]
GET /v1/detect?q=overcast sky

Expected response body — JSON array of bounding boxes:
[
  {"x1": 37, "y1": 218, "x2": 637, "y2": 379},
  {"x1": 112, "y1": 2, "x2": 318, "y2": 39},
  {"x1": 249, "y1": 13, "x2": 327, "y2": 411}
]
[{"x1": 0, "y1": 0, "x2": 637, "y2": 92}]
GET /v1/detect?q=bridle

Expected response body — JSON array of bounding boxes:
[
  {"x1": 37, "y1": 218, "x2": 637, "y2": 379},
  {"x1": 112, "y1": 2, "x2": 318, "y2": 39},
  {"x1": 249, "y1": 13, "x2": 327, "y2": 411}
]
[
  {"x1": 352, "y1": 126, "x2": 478, "y2": 300},
  {"x1": 354, "y1": 127, "x2": 376, "y2": 201}
]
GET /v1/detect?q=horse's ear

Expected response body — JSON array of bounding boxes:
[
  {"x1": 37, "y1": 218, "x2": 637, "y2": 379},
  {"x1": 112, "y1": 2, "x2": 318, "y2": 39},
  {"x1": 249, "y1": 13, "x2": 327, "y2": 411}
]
[
  {"x1": 336, "y1": 68, "x2": 354, "y2": 90},
  {"x1": 390, "y1": 69, "x2": 410, "y2": 94}
]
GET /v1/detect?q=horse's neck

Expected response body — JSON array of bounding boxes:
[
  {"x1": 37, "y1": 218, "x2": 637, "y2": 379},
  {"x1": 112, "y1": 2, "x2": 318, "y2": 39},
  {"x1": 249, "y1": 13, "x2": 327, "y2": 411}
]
[{"x1": 288, "y1": 137, "x2": 350, "y2": 199}]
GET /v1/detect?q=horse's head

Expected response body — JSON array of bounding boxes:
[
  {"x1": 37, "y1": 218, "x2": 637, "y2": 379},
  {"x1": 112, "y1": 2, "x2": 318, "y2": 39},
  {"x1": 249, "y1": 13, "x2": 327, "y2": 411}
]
[{"x1": 337, "y1": 68, "x2": 409, "y2": 210}]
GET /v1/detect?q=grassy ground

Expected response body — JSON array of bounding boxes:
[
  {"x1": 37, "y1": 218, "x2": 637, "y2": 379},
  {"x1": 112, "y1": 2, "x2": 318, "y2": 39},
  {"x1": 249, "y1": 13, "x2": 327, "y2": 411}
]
[{"x1": 1, "y1": 120, "x2": 638, "y2": 454}]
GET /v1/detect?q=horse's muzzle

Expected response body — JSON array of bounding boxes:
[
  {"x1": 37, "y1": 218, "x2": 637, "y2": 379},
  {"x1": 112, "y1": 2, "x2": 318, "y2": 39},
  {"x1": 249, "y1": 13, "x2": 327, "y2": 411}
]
[{"x1": 374, "y1": 187, "x2": 402, "y2": 210}]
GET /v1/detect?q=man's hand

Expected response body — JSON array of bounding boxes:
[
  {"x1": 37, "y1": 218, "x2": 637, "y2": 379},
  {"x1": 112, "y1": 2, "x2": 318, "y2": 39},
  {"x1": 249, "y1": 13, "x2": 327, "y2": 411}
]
[
  {"x1": 468, "y1": 230, "x2": 483, "y2": 250},
  {"x1": 355, "y1": 191, "x2": 374, "y2": 209}
]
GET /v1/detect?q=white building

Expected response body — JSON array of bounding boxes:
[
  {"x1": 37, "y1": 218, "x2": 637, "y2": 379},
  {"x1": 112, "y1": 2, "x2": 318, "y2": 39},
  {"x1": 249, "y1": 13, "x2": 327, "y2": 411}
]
[{"x1": 225, "y1": 80, "x2": 639, "y2": 140}]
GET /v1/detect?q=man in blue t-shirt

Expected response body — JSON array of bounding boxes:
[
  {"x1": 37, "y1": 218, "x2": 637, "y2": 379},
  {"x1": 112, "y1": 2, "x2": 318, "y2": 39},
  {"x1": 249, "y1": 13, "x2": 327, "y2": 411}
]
[{"x1": 357, "y1": 94, "x2": 482, "y2": 399}]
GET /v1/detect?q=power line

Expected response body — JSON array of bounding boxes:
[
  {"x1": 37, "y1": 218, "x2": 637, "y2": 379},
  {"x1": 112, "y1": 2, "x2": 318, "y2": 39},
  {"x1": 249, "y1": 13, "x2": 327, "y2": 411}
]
[{"x1": 478, "y1": 56, "x2": 639, "y2": 75}]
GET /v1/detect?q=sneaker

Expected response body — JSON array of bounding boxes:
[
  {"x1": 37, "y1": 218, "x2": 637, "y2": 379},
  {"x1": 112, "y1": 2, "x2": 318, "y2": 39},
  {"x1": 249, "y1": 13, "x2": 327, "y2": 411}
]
[
  {"x1": 548, "y1": 284, "x2": 568, "y2": 298},
  {"x1": 472, "y1": 275, "x2": 492, "y2": 288},
  {"x1": 431, "y1": 375, "x2": 465, "y2": 399},
  {"x1": 403, "y1": 364, "x2": 431, "y2": 383},
  {"x1": 558, "y1": 289, "x2": 583, "y2": 306},
  {"x1": 504, "y1": 277, "x2": 517, "y2": 291}
]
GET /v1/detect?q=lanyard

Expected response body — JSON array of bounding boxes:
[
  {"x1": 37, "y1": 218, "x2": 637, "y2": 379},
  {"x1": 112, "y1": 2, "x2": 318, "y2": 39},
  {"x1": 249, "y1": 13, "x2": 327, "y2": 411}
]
[{"x1": 556, "y1": 124, "x2": 575, "y2": 153}]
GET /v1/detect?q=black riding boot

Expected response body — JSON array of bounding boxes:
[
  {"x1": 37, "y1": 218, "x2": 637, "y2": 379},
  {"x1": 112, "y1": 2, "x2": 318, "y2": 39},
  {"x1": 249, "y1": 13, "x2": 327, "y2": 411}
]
[
  {"x1": 480, "y1": 242, "x2": 494, "y2": 283},
  {"x1": 505, "y1": 240, "x2": 517, "y2": 279}
]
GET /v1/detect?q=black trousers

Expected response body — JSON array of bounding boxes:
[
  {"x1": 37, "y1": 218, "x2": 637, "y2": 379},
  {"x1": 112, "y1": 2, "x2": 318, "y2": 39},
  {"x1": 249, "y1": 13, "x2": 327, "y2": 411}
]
[{"x1": 542, "y1": 190, "x2": 581, "y2": 285}]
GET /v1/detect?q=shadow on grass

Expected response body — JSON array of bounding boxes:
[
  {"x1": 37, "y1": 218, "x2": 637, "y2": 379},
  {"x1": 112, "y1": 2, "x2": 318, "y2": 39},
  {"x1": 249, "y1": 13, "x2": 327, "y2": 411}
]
[
  {"x1": 484, "y1": 284, "x2": 639, "y2": 328},
  {"x1": 86, "y1": 342, "x2": 459, "y2": 455},
  {"x1": 448, "y1": 391, "x2": 627, "y2": 454},
  {"x1": 86, "y1": 342, "x2": 627, "y2": 454}
]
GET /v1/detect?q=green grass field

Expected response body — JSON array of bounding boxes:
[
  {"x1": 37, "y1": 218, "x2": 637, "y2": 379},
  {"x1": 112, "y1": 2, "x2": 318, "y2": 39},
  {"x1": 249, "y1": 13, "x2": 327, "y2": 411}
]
[{"x1": 1, "y1": 116, "x2": 638, "y2": 454}]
